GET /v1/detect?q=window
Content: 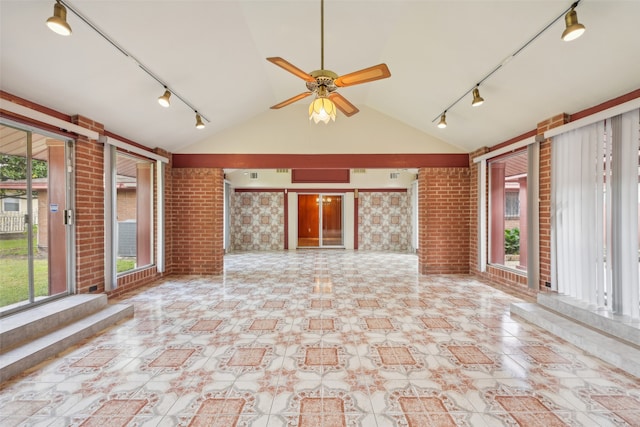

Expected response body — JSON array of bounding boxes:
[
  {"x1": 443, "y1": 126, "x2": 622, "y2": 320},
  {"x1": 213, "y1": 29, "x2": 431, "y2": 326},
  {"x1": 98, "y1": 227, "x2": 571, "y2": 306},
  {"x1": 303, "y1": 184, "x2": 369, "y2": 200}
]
[
  {"x1": 3, "y1": 197, "x2": 19, "y2": 212},
  {"x1": 115, "y1": 152, "x2": 153, "y2": 274},
  {"x1": 489, "y1": 150, "x2": 528, "y2": 272}
]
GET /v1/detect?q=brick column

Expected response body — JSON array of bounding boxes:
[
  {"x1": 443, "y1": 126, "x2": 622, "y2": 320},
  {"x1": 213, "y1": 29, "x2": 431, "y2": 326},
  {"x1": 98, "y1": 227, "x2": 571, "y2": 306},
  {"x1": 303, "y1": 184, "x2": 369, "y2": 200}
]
[
  {"x1": 72, "y1": 115, "x2": 105, "y2": 294},
  {"x1": 171, "y1": 168, "x2": 224, "y2": 274},
  {"x1": 418, "y1": 167, "x2": 470, "y2": 274}
]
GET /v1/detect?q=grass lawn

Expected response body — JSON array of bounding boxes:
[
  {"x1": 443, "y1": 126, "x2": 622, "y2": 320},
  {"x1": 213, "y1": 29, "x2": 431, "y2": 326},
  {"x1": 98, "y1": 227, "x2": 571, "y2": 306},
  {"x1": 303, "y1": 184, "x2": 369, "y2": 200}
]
[
  {"x1": 1, "y1": 236, "x2": 138, "y2": 307},
  {"x1": 0, "y1": 258, "x2": 48, "y2": 307},
  {"x1": 117, "y1": 258, "x2": 136, "y2": 273}
]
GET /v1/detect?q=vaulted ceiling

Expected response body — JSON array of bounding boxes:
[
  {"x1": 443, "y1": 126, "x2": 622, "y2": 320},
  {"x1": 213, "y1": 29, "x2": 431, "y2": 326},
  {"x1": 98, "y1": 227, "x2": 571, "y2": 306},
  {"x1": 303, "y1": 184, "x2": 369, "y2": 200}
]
[{"x1": 1, "y1": 1, "x2": 639, "y2": 155}]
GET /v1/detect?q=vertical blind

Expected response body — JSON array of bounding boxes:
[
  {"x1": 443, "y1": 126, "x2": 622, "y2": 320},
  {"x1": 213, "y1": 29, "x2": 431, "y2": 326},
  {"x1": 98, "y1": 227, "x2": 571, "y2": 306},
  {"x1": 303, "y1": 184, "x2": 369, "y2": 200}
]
[{"x1": 552, "y1": 109, "x2": 639, "y2": 319}]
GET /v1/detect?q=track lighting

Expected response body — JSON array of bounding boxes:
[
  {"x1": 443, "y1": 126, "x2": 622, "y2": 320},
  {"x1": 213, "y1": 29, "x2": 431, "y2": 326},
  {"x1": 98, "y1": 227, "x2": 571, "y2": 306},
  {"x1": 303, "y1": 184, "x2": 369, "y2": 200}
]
[
  {"x1": 471, "y1": 87, "x2": 484, "y2": 107},
  {"x1": 437, "y1": 112, "x2": 447, "y2": 129},
  {"x1": 157, "y1": 90, "x2": 171, "y2": 108},
  {"x1": 46, "y1": 1, "x2": 72, "y2": 36},
  {"x1": 561, "y1": 3, "x2": 586, "y2": 41},
  {"x1": 432, "y1": 0, "x2": 585, "y2": 128},
  {"x1": 45, "y1": 1, "x2": 209, "y2": 127},
  {"x1": 195, "y1": 113, "x2": 205, "y2": 129}
]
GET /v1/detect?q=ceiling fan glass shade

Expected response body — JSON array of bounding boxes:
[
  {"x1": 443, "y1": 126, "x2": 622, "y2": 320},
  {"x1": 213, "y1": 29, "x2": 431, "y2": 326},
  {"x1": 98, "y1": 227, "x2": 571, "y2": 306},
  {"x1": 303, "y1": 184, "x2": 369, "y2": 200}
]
[
  {"x1": 437, "y1": 113, "x2": 447, "y2": 129},
  {"x1": 158, "y1": 90, "x2": 171, "y2": 107},
  {"x1": 471, "y1": 87, "x2": 484, "y2": 107},
  {"x1": 46, "y1": 1, "x2": 72, "y2": 36},
  {"x1": 195, "y1": 114, "x2": 205, "y2": 129},
  {"x1": 561, "y1": 7, "x2": 585, "y2": 41},
  {"x1": 309, "y1": 97, "x2": 336, "y2": 124}
]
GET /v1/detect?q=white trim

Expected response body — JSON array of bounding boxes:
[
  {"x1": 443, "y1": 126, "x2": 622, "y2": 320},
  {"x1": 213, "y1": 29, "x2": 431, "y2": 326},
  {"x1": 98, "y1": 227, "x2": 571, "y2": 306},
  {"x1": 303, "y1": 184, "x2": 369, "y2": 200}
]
[
  {"x1": 0, "y1": 99, "x2": 99, "y2": 140},
  {"x1": 103, "y1": 143, "x2": 117, "y2": 291},
  {"x1": 478, "y1": 160, "x2": 487, "y2": 272},
  {"x1": 103, "y1": 136, "x2": 168, "y2": 163},
  {"x1": 473, "y1": 135, "x2": 537, "y2": 163},
  {"x1": 545, "y1": 97, "x2": 640, "y2": 139},
  {"x1": 156, "y1": 160, "x2": 165, "y2": 273}
]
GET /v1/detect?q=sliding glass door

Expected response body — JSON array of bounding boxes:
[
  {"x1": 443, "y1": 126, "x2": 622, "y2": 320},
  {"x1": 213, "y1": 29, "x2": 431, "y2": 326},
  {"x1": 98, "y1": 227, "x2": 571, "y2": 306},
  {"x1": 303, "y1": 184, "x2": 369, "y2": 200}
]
[
  {"x1": 298, "y1": 194, "x2": 343, "y2": 247},
  {"x1": 0, "y1": 123, "x2": 73, "y2": 315}
]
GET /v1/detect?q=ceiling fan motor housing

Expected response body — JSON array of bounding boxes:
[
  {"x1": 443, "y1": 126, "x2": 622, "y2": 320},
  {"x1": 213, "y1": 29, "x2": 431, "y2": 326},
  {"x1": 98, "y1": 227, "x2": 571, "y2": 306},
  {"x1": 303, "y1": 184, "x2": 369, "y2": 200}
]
[{"x1": 307, "y1": 70, "x2": 338, "y2": 93}]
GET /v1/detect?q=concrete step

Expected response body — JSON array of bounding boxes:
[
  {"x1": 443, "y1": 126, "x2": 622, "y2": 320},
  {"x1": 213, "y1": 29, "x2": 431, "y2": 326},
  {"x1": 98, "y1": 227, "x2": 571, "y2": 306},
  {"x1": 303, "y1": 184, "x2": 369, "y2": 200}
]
[
  {"x1": 511, "y1": 302, "x2": 640, "y2": 378},
  {"x1": 0, "y1": 296, "x2": 133, "y2": 383},
  {"x1": 1, "y1": 294, "x2": 108, "y2": 351},
  {"x1": 537, "y1": 292, "x2": 640, "y2": 346}
]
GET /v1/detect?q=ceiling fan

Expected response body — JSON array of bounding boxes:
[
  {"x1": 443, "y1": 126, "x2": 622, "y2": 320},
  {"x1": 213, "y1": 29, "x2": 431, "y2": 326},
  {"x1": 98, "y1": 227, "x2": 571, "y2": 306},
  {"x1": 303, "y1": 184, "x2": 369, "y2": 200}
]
[{"x1": 267, "y1": 0, "x2": 391, "y2": 123}]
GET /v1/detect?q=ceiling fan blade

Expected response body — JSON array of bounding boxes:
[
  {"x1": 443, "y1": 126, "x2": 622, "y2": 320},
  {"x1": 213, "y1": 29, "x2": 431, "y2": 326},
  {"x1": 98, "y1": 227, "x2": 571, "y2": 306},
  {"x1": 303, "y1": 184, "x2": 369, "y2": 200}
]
[
  {"x1": 270, "y1": 92, "x2": 312, "y2": 109},
  {"x1": 329, "y1": 92, "x2": 359, "y2": 117},
  {"x1": 334, "y1": 63, "x2": 391, "y2": 87},
  {"x1": 267, "y1": 57, "x2": 316, "y2": 83}
]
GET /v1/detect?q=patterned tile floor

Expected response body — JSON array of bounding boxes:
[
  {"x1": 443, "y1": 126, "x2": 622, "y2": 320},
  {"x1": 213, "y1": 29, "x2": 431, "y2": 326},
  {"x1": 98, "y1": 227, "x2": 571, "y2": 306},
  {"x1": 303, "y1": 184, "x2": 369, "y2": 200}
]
[{"x1": 2, "y1": 251, "x2": 640, "y2": 426}]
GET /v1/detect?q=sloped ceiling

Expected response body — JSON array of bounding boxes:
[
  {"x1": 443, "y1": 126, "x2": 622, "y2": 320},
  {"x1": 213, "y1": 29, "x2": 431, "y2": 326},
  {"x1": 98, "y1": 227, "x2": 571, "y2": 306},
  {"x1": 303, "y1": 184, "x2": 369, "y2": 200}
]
[{"x1": 1, "y1": 0, "x2": 639, "y2": 155}]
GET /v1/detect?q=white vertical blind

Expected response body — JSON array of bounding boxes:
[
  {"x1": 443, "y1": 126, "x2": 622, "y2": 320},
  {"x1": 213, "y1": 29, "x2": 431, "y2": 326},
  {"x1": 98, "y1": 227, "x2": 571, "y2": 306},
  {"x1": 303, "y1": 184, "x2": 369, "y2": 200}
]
[
  {"x1": 610, "y1": 110, "x2": 640, "y2": 318},
  {"x1": 552, "y1": 108, "x2": 639, "y2": 319}
]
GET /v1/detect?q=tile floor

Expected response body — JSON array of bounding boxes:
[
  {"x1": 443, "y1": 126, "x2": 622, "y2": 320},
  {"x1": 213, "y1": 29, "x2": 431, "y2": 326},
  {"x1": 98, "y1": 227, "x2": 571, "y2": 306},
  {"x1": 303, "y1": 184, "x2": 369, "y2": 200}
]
[{"x1": 1, "y1": 251, "x2": 640, "y2": 426}]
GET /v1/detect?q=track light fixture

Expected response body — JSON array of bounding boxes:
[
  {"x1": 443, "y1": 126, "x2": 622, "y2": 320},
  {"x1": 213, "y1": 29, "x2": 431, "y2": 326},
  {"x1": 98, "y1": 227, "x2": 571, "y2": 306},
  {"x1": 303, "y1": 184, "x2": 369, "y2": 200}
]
[
  {"x1": 471, "y1": 87, "x2": 484, "y2": 107},
  {"x1": 158, "y1": 89, "x2": 171, "y2": 108},
  {"x1": 432, "y1": 0, "x2": 585, "y2": 128},
  {"x1": 46, "y1": 1, "x2": 72, "y2": 36},
  {"x1": 561, "y1": 3, "x2": 586, "y2": 41},
  {"x1": 45, "y1": 0, "x2": 209, "y2": 129},
  {"x1": 195, "y1": 113, "x2": 205, "y2": 129},
  {"x1": 437, "y1": 112, "x2": 447, "y2": 129}
]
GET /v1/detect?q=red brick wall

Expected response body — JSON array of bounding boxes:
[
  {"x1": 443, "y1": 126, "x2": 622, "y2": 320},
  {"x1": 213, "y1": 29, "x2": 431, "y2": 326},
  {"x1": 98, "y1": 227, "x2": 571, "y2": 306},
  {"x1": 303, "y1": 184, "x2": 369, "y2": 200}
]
[
  {"x1": 418, "y1": 167, "x2": 470, "y2": 274},
  {"x1": 72, "y1": 115, "x2": 106, "y2": 294},
  {"x1": 171, "y1": 168, "x2": 224, "y2": 275}
]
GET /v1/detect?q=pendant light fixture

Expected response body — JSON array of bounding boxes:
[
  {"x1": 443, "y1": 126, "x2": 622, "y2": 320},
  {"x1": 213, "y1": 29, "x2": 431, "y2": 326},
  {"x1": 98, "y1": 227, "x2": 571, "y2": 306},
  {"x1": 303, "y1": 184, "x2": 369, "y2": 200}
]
[
  {"x1": 308, "y1": 86, "x2": 336, "y2": 124},
  {"x1": 157, "y1": 89, "x2": 171, "y2": 108},
  {"x1": 46, "y1": 0, "x2": 72, "y2": 36},
  {"x1": 561, "y1": 3, "x2": 586, "y2": 41},
  {"x1": 471, "y1": 86, "x2": 484, "y2": 107},
  {"x1": 437, "y1": 112, "x2": 447, "y2": 129},
  {"x1": 195, "y1": 113, "x2": 205, "y2": 129},
  {"x1": 309, "y1": 97, "x2": 337, "y2": 124}
]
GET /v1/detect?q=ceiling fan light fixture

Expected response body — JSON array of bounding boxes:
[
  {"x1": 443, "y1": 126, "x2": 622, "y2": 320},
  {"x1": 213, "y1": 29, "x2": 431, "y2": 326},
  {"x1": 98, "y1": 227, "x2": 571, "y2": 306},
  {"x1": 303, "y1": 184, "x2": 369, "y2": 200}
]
[
  {"x1": 561, "y1": 6, "x2": 585, "y2": 41},
  {"x1": 471, "y1": 87, "x2": 484, "y2": 107},
  {"x1": 195, "y1": 113, "x2": 205, "y2": 129},
  {"x1": 46, "y1": 1, "x2": 72, "y2": 36},
  {"x1": 437, "y1": 113, "x2": 447, "y2": 129},
  {"x1": 158, "y1": 90, "x2": 171, "y2": 108},
  {"x1": 309, "y1": 97, "x2": 336, "y2": 124}
]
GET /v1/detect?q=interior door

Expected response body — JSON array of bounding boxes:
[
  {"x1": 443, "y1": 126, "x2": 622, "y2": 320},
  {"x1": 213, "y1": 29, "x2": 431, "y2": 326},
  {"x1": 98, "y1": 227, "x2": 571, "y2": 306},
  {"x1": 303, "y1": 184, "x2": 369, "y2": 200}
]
[{"x1": 297, "y1": 194, "x2": 343, "y2": 247}]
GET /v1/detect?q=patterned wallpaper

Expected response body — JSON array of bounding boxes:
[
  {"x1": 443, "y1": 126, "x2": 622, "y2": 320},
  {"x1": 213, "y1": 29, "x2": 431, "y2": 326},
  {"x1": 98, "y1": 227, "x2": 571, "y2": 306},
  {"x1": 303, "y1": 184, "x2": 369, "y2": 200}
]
[
  {"x1": 358, "y1": 192, "x2": 412, "y2": 252},
  {"x1": 230, "y1": 192, "x2": 284, "y2": 251}
]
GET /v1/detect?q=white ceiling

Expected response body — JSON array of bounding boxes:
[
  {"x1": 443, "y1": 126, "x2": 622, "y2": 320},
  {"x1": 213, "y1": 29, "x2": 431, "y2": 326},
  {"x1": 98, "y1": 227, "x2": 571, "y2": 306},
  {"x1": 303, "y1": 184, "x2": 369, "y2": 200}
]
[{"x1": 1, "y1": 0, "x2": 639, "y2": 155}]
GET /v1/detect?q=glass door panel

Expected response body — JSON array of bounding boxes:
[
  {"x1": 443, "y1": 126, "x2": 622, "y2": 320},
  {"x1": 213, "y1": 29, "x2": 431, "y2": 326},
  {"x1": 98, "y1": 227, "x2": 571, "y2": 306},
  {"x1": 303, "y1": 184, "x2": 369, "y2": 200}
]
[
  {"x1": 321, "y1": 195, "x2": 343, "y2": 246},
  {"x1": 0, "y1": 126, "x2": 31, "y2": 310},
  {"x1": 0, "y1": 124, "x2": 70, "y2": 314}
]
